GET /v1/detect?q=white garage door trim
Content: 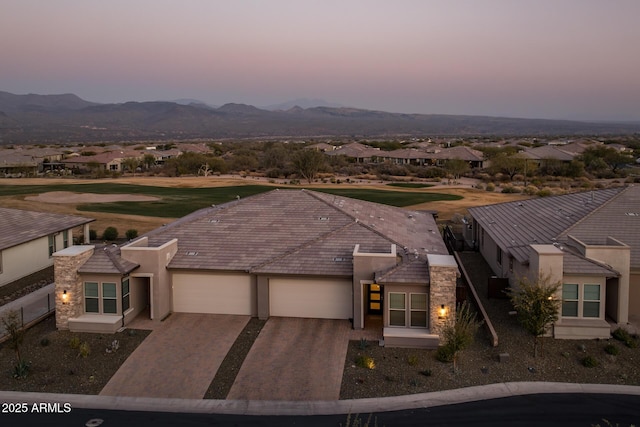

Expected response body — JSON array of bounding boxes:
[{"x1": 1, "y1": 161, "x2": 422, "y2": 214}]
[
  {"x1": 172, "y1": 272, "x2": 254, "y2": 315},
  {"x1": 270, "y1": 278, "x2": 352, "y2": 319}
]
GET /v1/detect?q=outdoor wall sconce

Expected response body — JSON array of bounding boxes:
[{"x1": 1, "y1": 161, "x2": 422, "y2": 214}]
[
  {"x1": 62, "y1": 289, "x2": 69, "y2": 304},
  {"x1": 438, "y1": 304, "x2": 447, "y2": 319}
]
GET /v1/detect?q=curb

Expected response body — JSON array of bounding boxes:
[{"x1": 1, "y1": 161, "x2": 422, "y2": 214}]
[{"x1": 2, "y1": 382, "x2": 640, "y2": 416}]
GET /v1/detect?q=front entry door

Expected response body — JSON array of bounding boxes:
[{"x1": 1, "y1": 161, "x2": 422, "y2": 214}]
[{"x1": 368, "y1": 283, "x2": 383, "y2": 315}]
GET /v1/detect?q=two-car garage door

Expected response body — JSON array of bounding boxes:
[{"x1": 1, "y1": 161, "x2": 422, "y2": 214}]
[
  {"x1": 269, "y1": 278, "x2": 352, "y2": 319},
  {"x1": 172, "y1": 273, "x2": 352, "y2": 320}
]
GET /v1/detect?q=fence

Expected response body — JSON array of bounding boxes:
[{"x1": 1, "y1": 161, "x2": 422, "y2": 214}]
[{"x1": 0, "y1": 288, "x2": 55, "y2": 343}]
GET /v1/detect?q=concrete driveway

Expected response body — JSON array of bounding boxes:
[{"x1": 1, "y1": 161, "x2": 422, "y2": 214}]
[
  {"x1": 100, "y1": 313, "x2": 249, "y2": 399},
  {"x1": 227, "y1": 317, "x2": 351, "y2": 401}
]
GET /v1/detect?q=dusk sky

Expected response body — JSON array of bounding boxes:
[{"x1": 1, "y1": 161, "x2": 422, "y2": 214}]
[{"x1": 2, "y1": 1, "x2": 639, "y2": 121}]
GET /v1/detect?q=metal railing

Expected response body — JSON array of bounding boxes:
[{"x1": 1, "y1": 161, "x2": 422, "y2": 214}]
[{"x1": 0, "y1": 290, "x2": 55, "y2": 342}]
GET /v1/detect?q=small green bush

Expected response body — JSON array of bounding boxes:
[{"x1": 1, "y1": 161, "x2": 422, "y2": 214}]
[
  {"x1": 89, "y1": 229, "x2": 98, "y2": 240},
  {"x1": 485, "y1": 183, "x2": 495, "y2": 192},
  {"x1": 501, "y1": 185, "x2": 520, "y2": 194},
  {"x1": 358, "y1": 338, "x2": 369, "y2": 350},
  {"x1": 420, "y1": 369, "x2": 432, "y2": 377},
  {"x1": 582, "y1": 355, "x2": 599, "y2": 368},
  {"x1": 78, "y1": 341, "x2": 91, "y2": 358},
  {"x1": 40, "y1": 337, "x2": 50, "y2": 347},
  {"x1": 435, "y1": 345, "x2": 455, "y2": 363},
  {"x1": 69, "y1": 336, "x2": 81, "y2": 349},
  {"x1": 536, "y1": 188, "x2": 553, "y2": 197},
  {"x1": 125, "y1": 229, "x2": 138, "y2": 240},
  {"x1": 355, "y1": 355, "x2": 375, "y2": 370},
  {"x1": 13, "y1": 360, "x2": 30, "y2": 379},
  {"x1": 407, "y1": 354, "x2": 419, "y2": 366},
  {"x1": 613, "y1": 328, "x2": 638, "y2": 348},
  {"x1": 103, "y1": 226, "x2": 118, "y2": 241},
  {"x1": 604, "y1": 344, "x2": 620, "y2": 356}
]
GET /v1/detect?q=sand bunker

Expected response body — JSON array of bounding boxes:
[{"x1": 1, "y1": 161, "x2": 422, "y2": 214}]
[{"x1": 25, "y1": 191, "x2": 160, "y2": 204}]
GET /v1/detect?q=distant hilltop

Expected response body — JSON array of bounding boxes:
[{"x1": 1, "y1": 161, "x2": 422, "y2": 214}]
[{"x1": 1, "y1": 91, "x2": 640, "y2": 144}]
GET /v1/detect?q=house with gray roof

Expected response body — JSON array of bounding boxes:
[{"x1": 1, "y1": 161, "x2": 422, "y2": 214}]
[
  {"x1": 0, "y1": 208, "x2": 93, "y2": 287},
  {"x1": 468, "y1": 186, "x2": 640, "y2": 339},
  {"x1": 53, "y1": 189, "x2": 458, "y2": 348}
]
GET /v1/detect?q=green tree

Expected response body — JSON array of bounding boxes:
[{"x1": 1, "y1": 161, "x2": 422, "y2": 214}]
[
  {"x1": 437, "y1": 301, "x2": 482, "y2": 372},
  {"x1": 489, "y1": 154, "x2": 526, "y2": 180},
  {"x1": 1, "y1": 310, "x2": 25, "y2": 366},
  {"x1": 506, "y1": 275, "x2": 561, "y2": 357},
  {"x1": 121, "y1": 157, "x2": 140, "y2": 176},
  {"x1": 125, "y1": 229, "x2": 138, "y2": 240},
  {"x1": 443, "y1": 159, "x2": 470, "y2": 180},
  {"x1": 292, "y1": 149, "x2": 326, "y2": 184},
  {"x1": 142, "y1": 153, "x2": 157, "y2": 170}
]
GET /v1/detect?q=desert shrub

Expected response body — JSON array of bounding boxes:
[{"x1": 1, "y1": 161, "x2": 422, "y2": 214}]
[
  {"x1": 125, "y1": 229, "x2": 138, "y2": 240},
  {"x1": 501, "y1": 185, "x2": 520, "y2": 193},
  {"x1": 13, "y1": 360, "x2": 30, "y2": 379},
  {"x1": 358, "y1": 338, "x2": 369, "y2": 350},
  {"x1": 78, "y1": 341, "x2": 91, "y2": 358},
  {"x1": 40, "y1": 337, "x2": 50, "y2": 347},
  {"x1": 581, "y1": 355, "x2": 599, "y2": 368},
  {"x1": 69, "y1": 336, "x2": 81, "y2": 349},
  {"x1": 420, "y1": 369, "x2": 432, "y2": 377},
  {"x1": 536, "y1": 188, "x2": 553, "y2": 197},
  {"x1": 435, "y1": 345, "x2": 455, "y2": 363},
  {"x1": 613, "y1": 328, "x2": 638, "y2": 348},
  {"x1": 604, "y1": 344, "x2": 620, "y2": 356},
  {"x1": 485, "y1": 183, "x2": 495, "y2": 192},
  {"x1": 523, "y1": 185, "x2": 539, "y2": 195},
  {"x1": 475, "y1": 182, "x2": 485, "y2": 190},
  {"x1": 89, "y1": 229, "x2": 98, "y2": 240},
  {"x1": 103, "y1": 226, "x2": 118, "y2": 241},
  {"x1": 355, "y1": 355, "x2": 375, "y2": 370},
  {"x1": 407, "y1": 354, "x2": 419, "y2": 366}
]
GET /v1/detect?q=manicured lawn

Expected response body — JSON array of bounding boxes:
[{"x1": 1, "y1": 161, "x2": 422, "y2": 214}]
[{"x1": 0, "y1": 183, "x2": 462, "y2": 218}]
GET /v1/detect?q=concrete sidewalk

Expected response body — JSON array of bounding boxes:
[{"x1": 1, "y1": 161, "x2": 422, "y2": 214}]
[{"x1": 2, "y1": 382, "x2": 640, "y2": 416}]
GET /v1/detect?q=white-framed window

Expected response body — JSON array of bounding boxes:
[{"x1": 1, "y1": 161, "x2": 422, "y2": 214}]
[
  {"x1": 410, "y1": 293, "x2": 428, "y2": 327},
  {"x1": 48, "y1": 234, "x2": 56, "y2": 257},
  {"x1": 63, "y1": 230, "x2": 69, "y2": 248},
  {"x1": 84, "y1": 282, "x2": 99, "y2": 313},
  {"x1": 562, "y1": 283, "x2": 601, "y2": 318},
  {"x1": 84, "y1": 281, "x2": 119, "y2": 314},
  {"x1": 389, "y1": 292, "x2": 406, "y2": 326},
  {"x1": 102, "y1": 283, "x2": 117, "y2": 314},
  {"x1": 122, "y1": 278, "x2": 130, "y2": 312}
]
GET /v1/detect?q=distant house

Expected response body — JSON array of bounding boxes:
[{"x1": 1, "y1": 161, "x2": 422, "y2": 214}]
[
  {"x1": 519, "y1": 145, "x2": 576, "y2": 165},
  {"x1": 429, "y1": 146, "x2": 486, "y2": 169},
  {"x1": 54, "y1": 190, "x2": 457, "y2": 348},
  {"x1": 468, "y1": 186, "x2": 640, "y2": 339},
  {"x1": 62, "y1": 151, "x2": 142, "y2": 172},
  {"x1": 324, "y1": 142, "x2": 381, "y2": 163},
  {"x1": 0, "y1": 208, "x2": 93, "y2": 287}
]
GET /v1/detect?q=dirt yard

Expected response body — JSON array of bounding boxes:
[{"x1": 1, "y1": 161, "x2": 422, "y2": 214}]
[{"x1": 0, "y1": 176, "x2": 527, "y2": 233}]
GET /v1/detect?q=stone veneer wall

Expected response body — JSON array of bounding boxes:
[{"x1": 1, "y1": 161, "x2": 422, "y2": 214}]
[
  {"x1": 54, "y1": 246, "x2": 94, "y2": 330},
  {"x1": 428, "y1": 264, "x2": 458, "y2": 337}
]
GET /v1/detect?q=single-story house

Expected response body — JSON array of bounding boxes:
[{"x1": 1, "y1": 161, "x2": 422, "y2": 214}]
[
  {"x1": 468, "y1": 186, "x2": 640, "y2": 339},
  {"x1": 0, "y1": 208, "x2": 93, "y2": 287},
  {"x1": 324, "y1": 142, "x2": 382, "y2": 163},
  {"x1": 54, "y1": 189, "x2": 458, "y2": 348}
]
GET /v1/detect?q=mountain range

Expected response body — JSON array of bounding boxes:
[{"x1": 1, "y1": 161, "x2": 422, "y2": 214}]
[{"x1": 1, "y1": 91, "x2": 639, "y2": 145}]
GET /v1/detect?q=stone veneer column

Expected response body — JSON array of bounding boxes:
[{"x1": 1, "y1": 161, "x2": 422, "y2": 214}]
[
  {"x1": 54, "y1": 246, "x2": 94, "y2": 330},
  {"x1": 427, "y1": 254, "x2": 458, "y2": 338}
]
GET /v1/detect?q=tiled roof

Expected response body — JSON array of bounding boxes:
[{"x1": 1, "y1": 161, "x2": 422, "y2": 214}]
[
  {"x1": 561, "y1": 249, "x2": 618, "y2": 277},
  {"x1": 429, "y1": 146, "x2": 484, "y2": 162},
  {"x1": 383, "y1": 149, "x2": 431, "y2": 160},
  {"x1": 519, "y1": 146, "x2": 575, "y2": 161},
  {"x1": 141, "y1": 189, "x2": 448, "y2": 275},
  {"x1": 0, "y1": 208, "x2": 94, "y2": 251},
  {"x1": 78, "y1": 245, "x2": 139, "y2": 275},
  {"x1": 375, "y1": 258, "x2": 430, "y2": 284},
  {"x1": 468, "y1": 187, "x2": 624, "y2": 263},
  {"x1": 559, "y1": 185, "x2": 640, "y2": 269},
  {"x1": 325, "y1": 142, "x2": 380, "y2": 158}
]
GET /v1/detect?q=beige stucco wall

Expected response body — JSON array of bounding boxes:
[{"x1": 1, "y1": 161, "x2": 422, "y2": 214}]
[
  {"x1": 352, "y1": 244, "x2": 397, "y2": 329},
  {"x1": 477, "y1": 227, "x2": 506, "y2": 278},
  {"x1": 1, "y1": 237, "x2": 53, "y2": 287},
  {"x1": 630, "y1": 272, "x2": 640, "y2": 318},
  {"x1": 120, "y1": 238, "x2": 178, "y2": 321}
]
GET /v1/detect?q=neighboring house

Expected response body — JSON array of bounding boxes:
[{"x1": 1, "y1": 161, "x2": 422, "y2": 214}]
[
  {"x1": 54, "y1": 189, "x2": 458, "y2": 348},
  {"x1": 0, "y1": 208, "x2": 93, "y2": 287},
  {"x1": 324, "y1": 142, "x2": 382, "y2": 163},
  {"x1": 379, "y1": 149, "x2": 433, "y2": 166},
  {"x1": 518, "y1": 145, "x2": 576, "y2": 165},
  {"x1": 429, "y1": 146, "x2": 486, "y2": 169},
  {"x1": 62, "y1": 150, "x2": 142, "y2": 172},
  {"x1": 468, "y1": 186, "x2": 640, "y2": 339}
]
